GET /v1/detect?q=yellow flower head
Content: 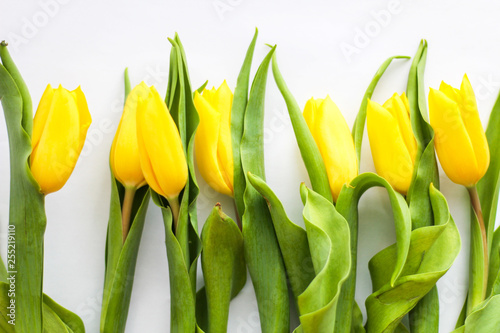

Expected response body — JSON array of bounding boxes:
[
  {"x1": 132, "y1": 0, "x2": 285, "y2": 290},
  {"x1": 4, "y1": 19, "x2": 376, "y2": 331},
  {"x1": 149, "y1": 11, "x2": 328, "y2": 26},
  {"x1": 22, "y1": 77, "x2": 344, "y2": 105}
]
[
  {"x1": 110, "y1": 83, "x2": 149, "y2": 189},
  {"x1": 367, "y1": 93, "x2": 417, "y2": 195},
  {"x1": 428, "y1": 74, "x2": 490, "y2": 187},
  {"x1": 193, "y1": 81, "x2": 234, "y2": 196},
  {"x1": 303, "y1": 95, "x2": 358, "y2": 202},
  {"x1": 30, "y1": 84, "x2": 92, "y2": 194},
  {"x1": 136, "y1": 84, "x2": 187, "y2": 199}
]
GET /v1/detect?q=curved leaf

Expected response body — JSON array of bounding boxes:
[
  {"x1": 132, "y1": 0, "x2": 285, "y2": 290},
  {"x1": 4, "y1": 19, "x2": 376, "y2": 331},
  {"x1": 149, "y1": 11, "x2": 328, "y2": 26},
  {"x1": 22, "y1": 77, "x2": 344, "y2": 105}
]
[
  {"x1": 246, "y1": 173, "x2": 314, "y2": 301},
  {"x1": 452, "y1": 295, "x2": 500, "y2": 332},
  {"x1": 365, "y1": 185, "x2": 460, "y2": 332},
  {"x1": 352, "y1": 55, "x2": 410, "y2": 164},
  {"x1": 405, "y1": 39, "x2": 440, "y2": 333},
  {"x1": 271, "y1": 53, "x2": 332, "y2": 201},
  {"x1": 335, "y1": 172, "x2": 412, "y2": 332},
  {"x1": 295, "y1": 186, "x2": 351, "y2": 332}
]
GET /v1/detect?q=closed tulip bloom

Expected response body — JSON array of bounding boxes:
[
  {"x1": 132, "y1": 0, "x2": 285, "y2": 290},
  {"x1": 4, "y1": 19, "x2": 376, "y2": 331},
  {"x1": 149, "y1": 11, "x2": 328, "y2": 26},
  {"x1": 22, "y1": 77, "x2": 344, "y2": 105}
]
[
  {"x1": 193, "y1": 81, "x2": 234, "y2": 196},
  {"x1": 367, "y1": 93, "x2": 417, "y2": 195},
  {"x1": 428, "y1": 75, "x2": 490, "y2": 187},
  {"x1": 136, "y1": 84, "x2": 187, "y2": 200},
  {"x1": 110, "y1": 83, "x2": 148, "y2": 189},
  {"x1": 30, "y1": 84, "x2": 92, "y2": 194},
  {"x1": 303, "y1": 96, "x2": 358, "y2": 202}
]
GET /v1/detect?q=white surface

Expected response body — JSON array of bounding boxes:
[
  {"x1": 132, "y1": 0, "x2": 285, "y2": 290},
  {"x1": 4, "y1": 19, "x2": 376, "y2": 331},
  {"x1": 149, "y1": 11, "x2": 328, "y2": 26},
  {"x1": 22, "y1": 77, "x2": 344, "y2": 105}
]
[{"x1": 1, "y1": 0, "x2": 500, "y2": 332}]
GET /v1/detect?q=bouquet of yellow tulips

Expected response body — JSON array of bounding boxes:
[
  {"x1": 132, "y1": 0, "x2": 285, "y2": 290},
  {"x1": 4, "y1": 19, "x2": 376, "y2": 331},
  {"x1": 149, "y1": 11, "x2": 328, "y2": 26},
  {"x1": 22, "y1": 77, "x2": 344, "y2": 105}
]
[{"x1": 1, "y1": 30, "x2": 500, "y2": 333}]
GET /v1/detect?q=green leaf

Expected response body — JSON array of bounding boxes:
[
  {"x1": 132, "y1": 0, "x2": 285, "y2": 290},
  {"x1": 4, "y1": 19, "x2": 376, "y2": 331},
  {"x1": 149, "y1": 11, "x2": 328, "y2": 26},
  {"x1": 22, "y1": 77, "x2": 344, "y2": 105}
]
[
  {"x1": 365, "y1": 185, "x2": 460, "y2": 332},
  {"x1": 240, "y1": 45, "x2": 289, "y2": 333},
  {"x1": 247, "y1": 173, "x2": 314, "y2": 302},
  {"x1": 0, "y1": 41, "x2": 32, "y2": 136},
  {"x1": 232, "y1": 29, "x2": 258, "y2": 218},
  {"x1": 99, "y1": 177, "x2": 150, "y2": 333},
  {"x1": 0, "y1": 283, "x2": 85, "y2": 333},
  {"x1": 478, "y1": 89, "x2": 500, "y2": 257},
  {"x1": 295, "y1": 186, "x2": 351, "y2": 332},
  {"x1": 1, "y1": 44, "x2": 47, "y2": 333},
  {"x1": 351, "y1": 55, "x2": 410, "y2": 165},
  {"x1": 271, "y1": 52, "x2": 332, "y2": 202},
  {"x1": 200, "y1": 205, "x2": 246, "y2": 333},
  {"x1": 405, "y1": 39, "x2": 440, "y2": 333},
  {"x1": 452, "y1": 295, "x2": 500, "y2": 332},
  {"x1": 161, "y1": 207, "x2": 197, "y2": 332},
  {"x1": 42, "y1": 294, "x2": 85, "y2": 333},
  {"x1": 488, "y1": 227, "x2": 500, "y2": 296},
  {"x1": 334, "y1": 173, "x2": 412, "y2": 332}
]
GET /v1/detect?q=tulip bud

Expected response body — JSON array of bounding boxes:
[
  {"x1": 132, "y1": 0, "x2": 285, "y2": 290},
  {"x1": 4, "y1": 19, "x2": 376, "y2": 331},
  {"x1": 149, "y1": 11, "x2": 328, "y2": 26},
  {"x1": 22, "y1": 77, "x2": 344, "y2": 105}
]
[
  {"x1": 136, "y1": 84, "x2": 187, "y2": 199},
  {"x1": 110, "y1": 83, "x2": 148, "y2": 189},
  {"x1": 30, "y1": 84, "x2": 92, "y2": 194},
  {"x1": 193, "y1": 81, "x2": 234, "y2": 196},
  {"x1": 428, "y1": 74, "x2": 490, "y2": 187},
  {"x1": 367, "y1": 93, "x2": 417, "y2": 195},
  {"x1": 303, "y1": 96, "x2": 358, "y2": 202}
]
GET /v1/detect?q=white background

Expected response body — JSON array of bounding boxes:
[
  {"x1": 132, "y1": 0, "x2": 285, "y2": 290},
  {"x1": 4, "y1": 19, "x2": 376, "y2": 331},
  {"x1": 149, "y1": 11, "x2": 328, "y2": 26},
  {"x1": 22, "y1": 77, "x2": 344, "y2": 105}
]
[{"x1": 1, "y1": 0, "x2": 500, "y2": 332}]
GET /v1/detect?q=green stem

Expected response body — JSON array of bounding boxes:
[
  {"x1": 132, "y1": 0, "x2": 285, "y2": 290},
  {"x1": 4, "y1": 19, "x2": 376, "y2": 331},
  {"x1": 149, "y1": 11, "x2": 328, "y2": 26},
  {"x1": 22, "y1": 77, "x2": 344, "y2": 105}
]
[
  {"x1": 167, "y1": 196, "x2": 181, "y2": 233},
  {"x1": 233, "y1": 198, "x2": 242, "y2": 230},
  {"x1": 467, "y1": 185, "x2": 489, "y2": 314},
  {"x1": 121, "y1": 187, "x2": 136, "y2": 243}
]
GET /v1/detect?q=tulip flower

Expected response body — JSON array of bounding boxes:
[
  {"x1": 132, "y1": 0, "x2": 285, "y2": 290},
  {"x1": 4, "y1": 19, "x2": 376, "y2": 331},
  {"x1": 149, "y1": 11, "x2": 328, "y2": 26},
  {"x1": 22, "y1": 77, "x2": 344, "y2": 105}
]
[
  {"x1": 429, "y1": 75, "x2": 490, "y2": 311},
  {"x1": 110, "y1": 82, "x2": 151, "y2": 242},
  {"x1": 193, "y1": 81, "x2": 234, "y2": 196},
  {"x1": 428, "y1": 74, "x2": 490, "y2": 187},
  {"x1": 303, "y1": 96, "x2": 358, "y2": 202},
  {"x1": 110, "y1": 83, "x2": 148, "y2": 189},
  {"x1": 367, "y1": 93, "x2": 417, "y2": 195},
  {"x1": 136, "y1": 84, "x2": 187, "y2": 224},
  {"x1": 30, "y1": 84, "x2": 92, "y2": 194}
]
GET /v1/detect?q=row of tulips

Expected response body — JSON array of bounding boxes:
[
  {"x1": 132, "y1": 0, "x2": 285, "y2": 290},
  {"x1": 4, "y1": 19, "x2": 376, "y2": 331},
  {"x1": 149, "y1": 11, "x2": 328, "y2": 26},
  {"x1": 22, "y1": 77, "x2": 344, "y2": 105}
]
[{"x1": 0, "y1": 32, "x2": 499, "y2": 333}]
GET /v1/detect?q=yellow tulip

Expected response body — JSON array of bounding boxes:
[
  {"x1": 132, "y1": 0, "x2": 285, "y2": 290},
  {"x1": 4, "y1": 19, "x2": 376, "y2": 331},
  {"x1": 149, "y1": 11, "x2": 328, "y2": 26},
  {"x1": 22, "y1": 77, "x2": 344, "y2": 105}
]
[
  {"x1": 193, "y1": 81, "x2": 234, "y2": 196},
  {"x1": 367, "y1": 93, "x2": 417, "y2": 195},
  {"x1": 303, "y1": 96, "x2": 358, "y2": 202},
  {"x1": 136, "y1": 84, "x2": 187, "y2": 200},
  {"x1": 30, "y1": 84, "x2": 91, "y2": 194},
  {"x1": 110, "y1": 83, "x2": 149, "y2": 189},
  {"x1": 428, "y1": 74, "x2": 490, "y2": 187}
]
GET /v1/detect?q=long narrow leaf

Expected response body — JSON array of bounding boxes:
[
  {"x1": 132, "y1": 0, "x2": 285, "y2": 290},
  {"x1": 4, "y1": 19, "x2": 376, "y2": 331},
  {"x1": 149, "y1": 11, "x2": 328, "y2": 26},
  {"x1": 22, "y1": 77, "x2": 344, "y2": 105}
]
[{"x1": 240, "y1": 45, "x2": 289, "y2": 333}]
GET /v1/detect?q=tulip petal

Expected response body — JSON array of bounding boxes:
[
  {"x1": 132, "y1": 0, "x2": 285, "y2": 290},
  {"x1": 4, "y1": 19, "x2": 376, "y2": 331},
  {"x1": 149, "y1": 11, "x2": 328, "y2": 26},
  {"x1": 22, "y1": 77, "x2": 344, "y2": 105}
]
[
  {"x1": 73, "y1": 86, "x2": 92, "y2": 152},
  {"x1": 367, "y1": 100, "x2": 414, "y2": 194},
  {"x1": 428, "y1": 88, "x2": 481, "y2": 186},
  {"x1": 383, "y1": 93, "x2": 418, "y2": 164},
  {"x1": 137, "y1": 86, "x2": 187, "y2": 199},
  {"x1": 460, "y1": 74, "x2": 490, "y2": 177},
  {"x1": 31, "y1": 84, "x2": 54, "y2": 154},
  {"x1": 214, "y1": 81, "x2": 234, "y2": 193},
  {"x1": 193, "y1": 90, "x2": 233, "y2": 196},
  {"x1": 111, "y1": 83, "x2": 148, "y2": 188}
]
